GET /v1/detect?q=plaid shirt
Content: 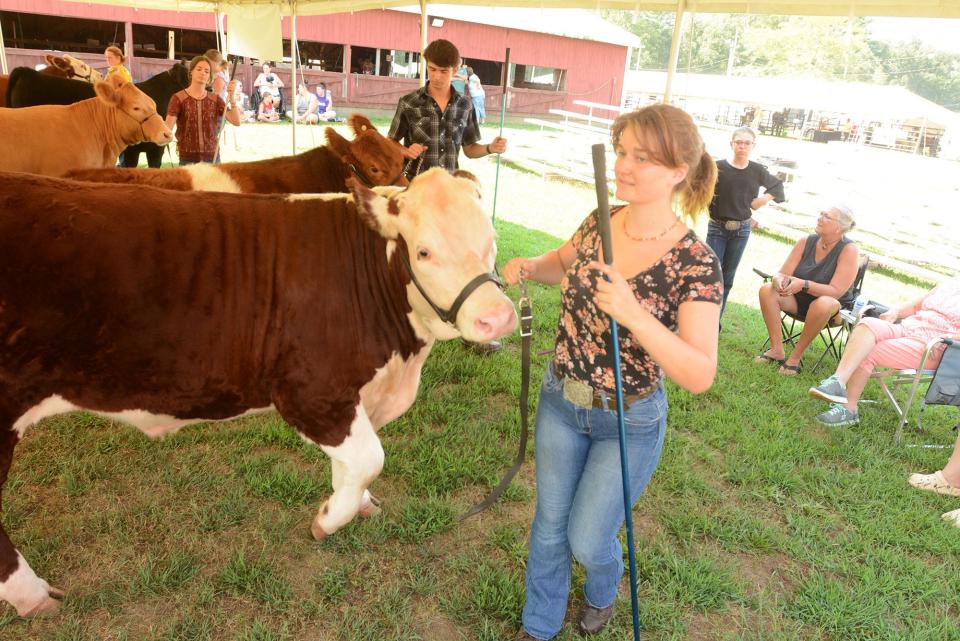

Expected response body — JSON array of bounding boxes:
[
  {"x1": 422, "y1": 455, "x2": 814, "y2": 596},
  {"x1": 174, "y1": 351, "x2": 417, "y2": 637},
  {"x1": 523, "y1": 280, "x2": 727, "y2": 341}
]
[{"x1": 388, "y1": 86, "x2": 481, "y2": 175}]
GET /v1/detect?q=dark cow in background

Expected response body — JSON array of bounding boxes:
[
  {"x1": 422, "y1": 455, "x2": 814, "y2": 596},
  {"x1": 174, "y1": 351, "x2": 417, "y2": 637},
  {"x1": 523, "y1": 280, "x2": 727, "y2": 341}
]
[
  {"x1": 5, "y1": 62, "x2": 188, "y2": 167},
  {"x1": 117, "y1": 62, "x2": 189, "y2": 167},
  {"x1": 0, "y1": 167, "x2": 516, "y2": 617},
  {"x1": 66, "y1": 114, "x2": 408, "y2": 192},
  {"x1": 0, "y1": 75, "x2": 172, "y2": 176},
  {"x1": 0, "y1": 54, "x2": 103, "y2": 108}
]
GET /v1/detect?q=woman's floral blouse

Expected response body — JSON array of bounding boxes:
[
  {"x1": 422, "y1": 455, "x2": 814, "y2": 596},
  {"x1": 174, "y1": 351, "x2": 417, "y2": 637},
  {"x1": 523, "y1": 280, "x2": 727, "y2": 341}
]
[{"x1": 553, "y1": 206, "x2": 723, "y2": 397}]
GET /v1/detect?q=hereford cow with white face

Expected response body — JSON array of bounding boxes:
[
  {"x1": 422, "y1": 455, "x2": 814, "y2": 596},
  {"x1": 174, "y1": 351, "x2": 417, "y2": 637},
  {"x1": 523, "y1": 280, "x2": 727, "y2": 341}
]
[{"x1": 0, "y1": 167, "x2": 516, "y2": 617}]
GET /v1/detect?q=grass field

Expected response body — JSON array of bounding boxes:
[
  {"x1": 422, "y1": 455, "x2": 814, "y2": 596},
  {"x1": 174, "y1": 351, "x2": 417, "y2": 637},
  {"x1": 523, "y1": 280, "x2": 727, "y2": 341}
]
[{"x1": 2, "y1": 121, "x2": 959, "y2": 640}]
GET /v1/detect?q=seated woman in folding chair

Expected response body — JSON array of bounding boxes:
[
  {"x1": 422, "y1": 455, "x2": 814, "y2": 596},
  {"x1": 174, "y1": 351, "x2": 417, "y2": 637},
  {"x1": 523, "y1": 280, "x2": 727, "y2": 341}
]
[
  {"x1": 808, "y1": 276, "x2": 960, "y2": 427},
  {"x1": 755, "y1": 204, "x2": 859, "y2": 375}
]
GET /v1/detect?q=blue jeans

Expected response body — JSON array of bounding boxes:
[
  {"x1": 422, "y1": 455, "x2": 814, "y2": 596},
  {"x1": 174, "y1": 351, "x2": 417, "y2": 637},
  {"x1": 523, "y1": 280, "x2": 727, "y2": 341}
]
[
  {"x1": 472, "y1": 95, "x2": 486, "y2": 121},
  {"x1": 705, "y1": 220, "x2": 751, "y2": 317},
  {"x1": 521, "y1": 363, "x2": 667, "y2": 640}
]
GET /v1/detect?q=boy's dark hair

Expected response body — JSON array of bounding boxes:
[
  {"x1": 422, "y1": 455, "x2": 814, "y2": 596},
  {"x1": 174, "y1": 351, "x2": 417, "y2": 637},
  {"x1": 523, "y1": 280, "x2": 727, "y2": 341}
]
[{"x1": 423, "y1": 39, "x2": 460, "y2": 68}]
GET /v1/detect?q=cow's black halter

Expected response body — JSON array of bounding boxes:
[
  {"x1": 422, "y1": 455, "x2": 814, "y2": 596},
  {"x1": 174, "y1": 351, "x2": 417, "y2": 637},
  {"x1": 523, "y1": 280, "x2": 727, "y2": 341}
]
[
  {"x1": 396, "y1": 240, "x2": 503, "y2": 326},
  {"x1": 348, "y1": 163, "x2": 407, "y2": 189}
]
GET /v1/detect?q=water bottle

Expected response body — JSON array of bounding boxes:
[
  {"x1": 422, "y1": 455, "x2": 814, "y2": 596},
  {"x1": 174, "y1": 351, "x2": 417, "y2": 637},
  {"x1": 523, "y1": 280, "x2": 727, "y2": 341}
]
[{"x1": 852, "y1": 294, "x2": 868, "y2": 320}]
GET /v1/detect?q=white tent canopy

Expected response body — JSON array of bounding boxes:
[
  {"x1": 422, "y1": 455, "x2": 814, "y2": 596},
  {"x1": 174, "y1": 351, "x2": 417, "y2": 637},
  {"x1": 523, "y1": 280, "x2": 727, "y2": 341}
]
[{"x1": 54, "y1": 0, "x2": 960, "y2": 18}]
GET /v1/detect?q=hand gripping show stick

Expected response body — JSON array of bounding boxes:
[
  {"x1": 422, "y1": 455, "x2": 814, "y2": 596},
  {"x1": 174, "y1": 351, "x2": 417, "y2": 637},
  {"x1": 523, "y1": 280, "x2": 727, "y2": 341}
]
[{"x1": 591, "y1": 143, "x2": 642, "y2": 641}]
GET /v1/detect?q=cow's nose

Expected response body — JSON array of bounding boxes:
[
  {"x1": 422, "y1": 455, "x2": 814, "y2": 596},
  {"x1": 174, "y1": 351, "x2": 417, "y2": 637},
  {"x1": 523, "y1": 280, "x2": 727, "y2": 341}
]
[{"x1": 473, "y1": 304, "x2": 517, "y2": 341}]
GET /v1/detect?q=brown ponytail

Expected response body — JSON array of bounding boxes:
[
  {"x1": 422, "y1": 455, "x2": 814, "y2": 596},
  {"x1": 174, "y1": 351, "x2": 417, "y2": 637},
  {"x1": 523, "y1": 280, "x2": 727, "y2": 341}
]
[
  {"x1": 682, "y1": 148, "x2": 717, "y2": 217},
  {"x1": 611, "y1": 104, "x2": 717, "y2": 222}
]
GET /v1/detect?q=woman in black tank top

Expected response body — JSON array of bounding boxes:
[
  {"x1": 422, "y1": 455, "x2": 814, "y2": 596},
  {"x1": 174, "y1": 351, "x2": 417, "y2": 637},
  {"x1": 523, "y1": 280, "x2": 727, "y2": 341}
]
[{"x1": 756, "y1": 204, "x2": 860, "y2": 375}]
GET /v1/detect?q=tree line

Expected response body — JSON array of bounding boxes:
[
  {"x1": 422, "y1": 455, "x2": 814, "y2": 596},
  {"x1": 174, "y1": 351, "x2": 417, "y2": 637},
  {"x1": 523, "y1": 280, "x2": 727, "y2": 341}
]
[{"x1": 602, "y1": 12, "x2": 960, "y2": 110}]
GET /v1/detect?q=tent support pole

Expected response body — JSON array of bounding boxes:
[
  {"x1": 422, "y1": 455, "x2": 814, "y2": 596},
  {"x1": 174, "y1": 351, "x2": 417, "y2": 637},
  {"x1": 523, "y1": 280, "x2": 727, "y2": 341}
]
[
  {"x1": 1, "y1": 16, "x2": 9, "y2": 74},
  {"x1": 291, "y1": 4, "x2": 298, "y2": 154},
  {"x1": 663, "y1": 0, "x2": 686, "y2": 103},
  {"x1": 419, "y1": 0, "x2": 427, "y2": 87}
]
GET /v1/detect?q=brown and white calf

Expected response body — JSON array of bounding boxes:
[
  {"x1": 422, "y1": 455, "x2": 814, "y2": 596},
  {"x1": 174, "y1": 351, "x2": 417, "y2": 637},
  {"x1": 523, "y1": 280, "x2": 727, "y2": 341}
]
[
  {"x1": 0, "y1": 74, "x2": 171, "y2": 176},
  {"x1": 0, "y1": 167, "x2": 516, "y2": 617},
  {"x1": 42, "y1": 54, "x2": 104, "y2": 83},
  {"x1": 65, "y1": 113, "x2": 408, "y2": 193}
]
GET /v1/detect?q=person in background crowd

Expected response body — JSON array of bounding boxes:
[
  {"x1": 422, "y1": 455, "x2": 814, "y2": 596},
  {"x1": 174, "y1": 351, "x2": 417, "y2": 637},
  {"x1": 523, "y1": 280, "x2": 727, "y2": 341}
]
[
  {"x1": 707, "y1": 126, "x2": 786, "y2": 322},
  {"x1": 232, "y1": 79, "x2": 256, "y2": 123},
  {"x1": 286, "y1": 82, "x2": 319, "y2": 124},
  {"x1": 808, "y1": 276, "x2": 960, "y2": 427},
  {"x1": 257, "y1": 92, "x2": 280, "y2": 122},
  {"x1": 104, "y1": 46, "x2": 132, "y2": 83},
  {"x1": 253, "y1": 62, "x2": 284, "y2": 109},
  {"x1": 315, "y1": 82, "x2": 336, "y2": 121},
  {"x1": 204, "y1": 49, "x2": 229, "y2": 102},
  {"x1": 165, "y1": 55, "x2": 242, "y2": 165},
  {"x1": 755, "y1": 204, "x2": 859, "y2": 376},
  {"x1": 467, "y1": 66, "x2": 485, "y2": 124},
  {"x1": 505, "y1": 104, "x2": 722, "y2": 640},
  {"x1": 452, "y1": 62, "x2": 468, "y2": 96}
]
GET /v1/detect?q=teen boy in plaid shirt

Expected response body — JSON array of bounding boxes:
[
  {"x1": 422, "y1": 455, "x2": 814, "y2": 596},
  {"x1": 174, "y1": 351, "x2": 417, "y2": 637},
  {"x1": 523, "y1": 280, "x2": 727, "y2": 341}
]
[
  {"x1": 389, "y1": 39, "x2": 507, "y2": 176},
  {"x1": 389, "y1": 39, "x2": 508, "y2": 354}
]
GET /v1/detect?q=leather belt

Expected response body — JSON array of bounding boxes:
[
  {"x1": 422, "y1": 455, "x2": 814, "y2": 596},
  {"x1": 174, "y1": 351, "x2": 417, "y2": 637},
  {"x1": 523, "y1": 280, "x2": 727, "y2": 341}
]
[
  {"x1": 712, "y1": 219, "x2": 747, "y2": 231},
  {"x1": 557, "y1": 367, "x2": 653, "y2": 410}
]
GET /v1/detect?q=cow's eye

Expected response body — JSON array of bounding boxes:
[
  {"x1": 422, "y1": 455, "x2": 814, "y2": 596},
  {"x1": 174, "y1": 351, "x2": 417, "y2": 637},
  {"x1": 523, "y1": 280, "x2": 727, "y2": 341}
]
[
  {"x1": 417, "y1": 248, "x2": 430, "y2": 260},
  {"x1": 369, "y1": 166, "x2": 381, "y2": 175}
]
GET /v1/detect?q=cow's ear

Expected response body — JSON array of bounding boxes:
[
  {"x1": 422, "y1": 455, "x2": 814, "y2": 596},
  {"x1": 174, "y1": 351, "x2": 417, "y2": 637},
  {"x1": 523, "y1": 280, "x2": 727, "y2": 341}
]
[
  {"x1": 109, "y1": 74, "x2": 126, "y2": 89},
  {"x1": 350, "y1": 177, "x2": 399, "y2": 238},
  {"x1": 325, "y1": 127, "x2": 351, "y2": 159},
  {"x1": 94, "y1": 79, "x2": 121, "y2": 106},
  {"x1": 349, "y1": 114, "x2": 375, "y2": 136}
]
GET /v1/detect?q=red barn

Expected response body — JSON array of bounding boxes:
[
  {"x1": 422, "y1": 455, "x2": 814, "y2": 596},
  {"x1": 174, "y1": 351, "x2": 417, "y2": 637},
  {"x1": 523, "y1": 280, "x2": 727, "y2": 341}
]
[{"x1": 0, "y1": 1, "x2": 639, "y2": 114}]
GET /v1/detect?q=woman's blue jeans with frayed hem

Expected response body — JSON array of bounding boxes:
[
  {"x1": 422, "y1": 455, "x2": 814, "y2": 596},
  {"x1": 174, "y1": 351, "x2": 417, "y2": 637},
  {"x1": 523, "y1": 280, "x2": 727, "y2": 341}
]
[{"x1": 520, "y1": 363, "x2": 667, "y2": 640}]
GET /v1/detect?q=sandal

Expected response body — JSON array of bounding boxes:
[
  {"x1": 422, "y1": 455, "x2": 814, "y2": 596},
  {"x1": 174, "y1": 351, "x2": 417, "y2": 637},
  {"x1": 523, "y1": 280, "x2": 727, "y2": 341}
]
[
  {"x1": 778, "y1": 363, "x2": 802, "y2": 376},
  {"x1": 908, "y1": 470, "x2": 960, "y2": 497},
  {"x1": 942, "y1": 508, "x2": 960, "y2": 528},
  {"x1": 754, "y1": 353, "x2": 785, "y2": 365}
]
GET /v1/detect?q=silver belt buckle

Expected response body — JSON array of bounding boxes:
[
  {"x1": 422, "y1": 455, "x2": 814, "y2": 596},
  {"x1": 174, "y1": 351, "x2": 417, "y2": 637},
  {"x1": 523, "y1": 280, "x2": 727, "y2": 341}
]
[
  {"x1": 562, "y1": 377, "x2": 594, "y2": 409},
  {"x1": 723, "y1": 220, "x2": 742, "y2": 231}
]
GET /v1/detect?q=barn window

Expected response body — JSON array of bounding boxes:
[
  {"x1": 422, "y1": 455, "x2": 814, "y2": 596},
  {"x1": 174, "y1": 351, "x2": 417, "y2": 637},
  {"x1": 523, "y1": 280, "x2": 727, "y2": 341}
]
[
  {"x1": 389, "y1": 50, "x2": 420, "y2": 79},
  {"x1": 513, "y1": 63, "x2": 566, "y2": 91}
]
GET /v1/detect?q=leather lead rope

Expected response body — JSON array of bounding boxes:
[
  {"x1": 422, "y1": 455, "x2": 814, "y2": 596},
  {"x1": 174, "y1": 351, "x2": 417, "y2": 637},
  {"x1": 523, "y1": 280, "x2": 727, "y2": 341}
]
[{"x1": 460, "y1": 278, "x2": 533, "y2": 521}]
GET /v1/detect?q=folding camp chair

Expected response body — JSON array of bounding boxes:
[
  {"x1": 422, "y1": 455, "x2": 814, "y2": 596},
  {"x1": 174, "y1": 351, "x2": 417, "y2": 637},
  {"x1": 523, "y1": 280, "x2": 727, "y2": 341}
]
[
  {"x1": 873, "y1": 337, "x2": 960, "y2": 443},
  {"x1": 754, "y1": 256, "x2": 870, "y2": 373}
]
